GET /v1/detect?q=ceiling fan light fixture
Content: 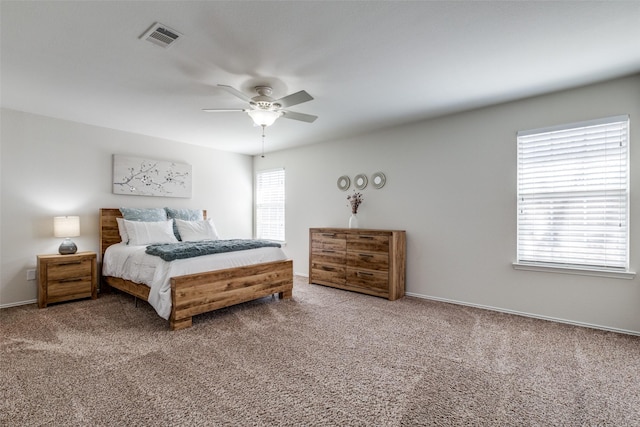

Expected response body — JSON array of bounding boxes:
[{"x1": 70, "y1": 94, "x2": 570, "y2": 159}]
[{"x1": 247, "y1": 109, "x2": 282, "y2": 127}]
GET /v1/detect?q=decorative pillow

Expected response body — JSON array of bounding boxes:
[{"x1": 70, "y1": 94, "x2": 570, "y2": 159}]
[
  {"x1": 175, "y1": 218, "x2": 220, "y2": 242},
  {"x1": 165, "y1": 208, "x2": 204, "y2": 240},
  {"x1": 119, "y1": 207, "x2": 167, "y2": 222},
  {"x1": 124, "y1": 220, "x2": 179, "y2": 246},
  {"x1": 116, "y1": 217, "x2": 129, "y2": 243}
]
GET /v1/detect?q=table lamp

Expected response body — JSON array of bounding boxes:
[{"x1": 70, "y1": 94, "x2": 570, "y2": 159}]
[{"x1": 54, "y1": 216, "x2": 80, "y2": 255}]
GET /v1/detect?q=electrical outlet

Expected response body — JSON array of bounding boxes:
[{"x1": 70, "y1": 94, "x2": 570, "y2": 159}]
[{"x1": 26, "y1": 269, "x2": 36, "y2": 281}]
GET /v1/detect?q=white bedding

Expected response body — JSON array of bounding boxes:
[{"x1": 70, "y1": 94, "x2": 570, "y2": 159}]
[{"x1": 102, "y1": 243, "x2": 288, "y2": 320}]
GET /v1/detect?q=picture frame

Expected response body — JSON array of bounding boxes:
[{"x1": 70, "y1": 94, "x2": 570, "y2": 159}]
[{"x1": 112, "y1": 154, "x2": 192, "y2": 198}]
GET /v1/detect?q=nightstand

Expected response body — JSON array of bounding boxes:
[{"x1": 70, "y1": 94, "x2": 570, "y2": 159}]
[{"x1": 37, "y1": 251, "x2": 98, "y2": 308}]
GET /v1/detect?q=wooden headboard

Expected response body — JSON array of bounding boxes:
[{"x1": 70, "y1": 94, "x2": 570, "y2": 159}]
[{"x1": 99, "y1": 209, "x2": 207, "y2": 259}]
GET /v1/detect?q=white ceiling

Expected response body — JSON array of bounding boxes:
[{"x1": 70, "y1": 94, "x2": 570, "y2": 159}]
[{"x1": 2, "y1": 1, "x2": 640, "y2": 156}]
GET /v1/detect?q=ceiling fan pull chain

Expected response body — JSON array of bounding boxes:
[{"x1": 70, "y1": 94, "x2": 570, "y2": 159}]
[{"x1": 261, "y1": 124, "x2": 266, "y2": 158}]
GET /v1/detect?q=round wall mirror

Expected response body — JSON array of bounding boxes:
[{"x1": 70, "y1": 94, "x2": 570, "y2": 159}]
[
  {"x1": 354, "y1": 173, "x2": 368, "y2": 190},
  {"x1": 337, "y1": 175, "x2": 350, "y2": 191},
  {"x1": 372, "y1": 172, "x2": 386, "y2": 189}
]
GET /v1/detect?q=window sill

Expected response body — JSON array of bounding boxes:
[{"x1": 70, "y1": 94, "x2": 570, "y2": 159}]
[{"x1": 512, "y1": 262, "x2": 635, "y2": 280}]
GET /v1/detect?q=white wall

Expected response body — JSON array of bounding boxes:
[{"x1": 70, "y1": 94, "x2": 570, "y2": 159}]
[
  {"x1": 0, "y1": 109, "x2": 254, "y2": 307},
  {"x1": 255, "y1": 74, "x2": 640, "y2": 334}
]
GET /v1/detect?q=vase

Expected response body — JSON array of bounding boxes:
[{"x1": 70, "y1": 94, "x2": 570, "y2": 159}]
[{"x1": 349, "y1": 213, "x2": 359, "y2": 229}]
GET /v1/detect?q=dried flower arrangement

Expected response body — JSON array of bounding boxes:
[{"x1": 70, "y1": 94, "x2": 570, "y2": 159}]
[{"x1": 347, "y1": 190, "x2": 363, "y2": 214}]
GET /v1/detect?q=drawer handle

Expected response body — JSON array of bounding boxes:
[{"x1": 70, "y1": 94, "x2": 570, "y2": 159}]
[
  {"x1": 359, "y1": 254, "x2": 373, "y2": 258},
  {"x1": 323, "y1": 250, "x2": 336, "y2": 253},
  {"x1": 321, "y1": 233, "x2": 337, "y2": 237},
  {"x1": 357, "y1": 272, "x2": 374, "y2": 277},
  {"x1": 322, "y1": 266, "x2": 337, "y2": 272},
  {"x1": 59, "y1": 278, "x2": 83, "y2": 283},
  {"x1": 359, "y1": 236, "x2": 375, "y2": 240},
  {"x1": 58, "y1": 261, "x2": 83, "y2": 266}
]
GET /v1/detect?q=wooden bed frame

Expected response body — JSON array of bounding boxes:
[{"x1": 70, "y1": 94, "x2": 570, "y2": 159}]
[{"x1": 99, "y1": 208, "x2": 293, "y2": 330}]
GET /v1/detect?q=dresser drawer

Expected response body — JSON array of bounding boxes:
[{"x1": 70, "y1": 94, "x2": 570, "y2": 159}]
[
  {"x1": 347, "y1": 251, "x2": 389, "y2": 271},
  {"x1": 312, "y1": 249, "x2": 346, "y2": 265},
  {"x1": 311, "y1": 263, "x2": 346, "y2": 285},
  {"x1": 47, "y1": 258, "x2": 93, "y2": 281},
  {"x1": 346, "y1": 268, "x2": 389, "y2": 291},
  {"x1": 311, "y1": 232, "x2": 346, "y2": 251},
  {"x1": 347, "y1": 234, "x2": 389, "y2": 253}
]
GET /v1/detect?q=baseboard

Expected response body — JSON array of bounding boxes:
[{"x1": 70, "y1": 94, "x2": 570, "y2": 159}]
[
  {"x1": 405, "y1": 292, "x2": 640, "y2": 337},
  {"x1": 0, "y1": 299, "x2": 37, "y2": 309}
]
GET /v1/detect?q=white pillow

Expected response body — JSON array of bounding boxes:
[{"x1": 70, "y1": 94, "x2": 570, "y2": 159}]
[
  {"x1": 175, "y1": 218, "x2": 220, "y2": 242},
  {"x1": 124, "y1": 219, "x2": 179, "y2": 246},
  {"x1": 116, "y1": 217, "x2": 129, "y2": 243}
]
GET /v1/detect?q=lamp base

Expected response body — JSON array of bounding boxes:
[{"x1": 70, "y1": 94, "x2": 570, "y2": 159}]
[{"x1": 59, "y1": 238, "x2": 78, "y2": 255}]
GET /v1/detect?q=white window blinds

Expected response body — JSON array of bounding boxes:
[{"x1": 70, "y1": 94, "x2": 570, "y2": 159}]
[
  {"x1": 255, "y1": 168, "x2": 285, "y2": 241},
  {"x1": 517, "y1": 115, "x2": 629, "y2": 270}
]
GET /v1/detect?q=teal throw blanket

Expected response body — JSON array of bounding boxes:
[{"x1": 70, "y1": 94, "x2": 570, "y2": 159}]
[{"x1": 146, "y1": 239, "x2": 281, "y2": 261}]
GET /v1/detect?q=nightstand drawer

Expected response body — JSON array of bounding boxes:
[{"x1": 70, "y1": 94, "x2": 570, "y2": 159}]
[
  {"x1": 47, "y1": 259, "x2": 92, "y2": 281},
  {"x1": 48, "y1": 278, "x2": 93, "y2": 301}
]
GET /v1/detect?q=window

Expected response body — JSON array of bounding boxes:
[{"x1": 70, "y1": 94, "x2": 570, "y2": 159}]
[
  {"x1": 255, "y1": 168, "x2": 285, "y2": 241},
  {"x1": 516, "y1": 115, "x2": 630, "y2": 273}
]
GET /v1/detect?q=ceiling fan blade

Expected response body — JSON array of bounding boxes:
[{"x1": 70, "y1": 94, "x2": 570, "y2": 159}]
[
  {"x1": 281, "y1": 110, "x2": 318, "y2": 123},
  {"x1": 275, "y1": 90, "x2": 313, "y2": 108},
  {"x1": 217, "y1": 84, "x2": 251, "y2": 102},
  {"x1": 202, "y1": 108, "x2": 248, "y2": 112}
]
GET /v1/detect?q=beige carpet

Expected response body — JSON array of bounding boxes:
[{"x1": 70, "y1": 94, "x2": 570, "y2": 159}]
[{"x1": 1, "y1": 276, "x2": 639, "y2": 426}]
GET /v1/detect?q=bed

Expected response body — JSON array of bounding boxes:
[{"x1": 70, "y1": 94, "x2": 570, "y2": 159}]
[{"x1": 99, "y1": 208, "x2": 293, "y2": 330}]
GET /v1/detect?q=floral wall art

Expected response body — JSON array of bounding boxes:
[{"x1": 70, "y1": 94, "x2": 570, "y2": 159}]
[{"x1": 112, "y1": 155, "x2": 192, "y2": 198}]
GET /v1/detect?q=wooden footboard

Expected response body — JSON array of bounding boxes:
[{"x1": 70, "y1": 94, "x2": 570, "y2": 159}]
[{"x1": 170, "y1": 259, "x2": 293, "y2": 330}]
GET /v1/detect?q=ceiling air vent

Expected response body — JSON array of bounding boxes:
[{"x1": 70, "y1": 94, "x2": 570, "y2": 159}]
[{"x1": 141, "y1": 23, "x2": 182, "y2": 49}]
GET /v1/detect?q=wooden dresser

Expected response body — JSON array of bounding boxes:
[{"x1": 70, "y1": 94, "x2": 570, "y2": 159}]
[{"x1": 309, "y1": 228, "x2": 406, "y2": 300}]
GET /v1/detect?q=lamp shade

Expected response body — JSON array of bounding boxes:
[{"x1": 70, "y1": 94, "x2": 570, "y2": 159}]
[
  {"x1": 247, "y1": 109, "x2": 282, "y2": 127},
  {"x1": 53, "y1": 216, "x2": 80, "y2": 238}
]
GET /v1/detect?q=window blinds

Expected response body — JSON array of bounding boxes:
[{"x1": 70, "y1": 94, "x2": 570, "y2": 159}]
[
  {"x1": 255, "y1": 168, "x2": 285, "y2": 241},
  {"x1": 517, "y1": 115, "x2": 629, "y2": 270}
]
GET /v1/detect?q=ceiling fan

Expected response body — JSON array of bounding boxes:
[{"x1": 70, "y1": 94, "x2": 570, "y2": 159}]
[{"x1": 203, "y1": 85, "x2": 318, "y2": 127}]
